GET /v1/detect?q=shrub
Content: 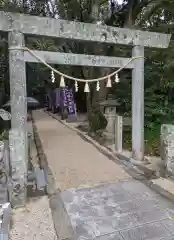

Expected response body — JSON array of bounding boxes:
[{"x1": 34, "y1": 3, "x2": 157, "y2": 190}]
[{"x1": 88, "y1": 108, "x2": 107, "y2": 133}]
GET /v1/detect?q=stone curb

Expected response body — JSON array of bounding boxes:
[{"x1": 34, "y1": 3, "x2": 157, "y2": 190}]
[
  {"x1": 150, "y1": 182, "x2": 174, "y2": 202},
  {"x1": 149, "y1": 178, "x2": 174, "y2": 202},
  {"x1": 31, "y1": 116, "x2": 56, "y2": 196},
  {"x1": 31, "y1": 113, "x2": 74, "y2": 240}
]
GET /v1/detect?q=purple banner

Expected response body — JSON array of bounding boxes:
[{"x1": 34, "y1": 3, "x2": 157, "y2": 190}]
[
  {"x1": 60, "y1": 87, "x2": 76, "y2": 115},
  {"x1": 60, "y1": 87, "x2": 68, "y2": 107}
]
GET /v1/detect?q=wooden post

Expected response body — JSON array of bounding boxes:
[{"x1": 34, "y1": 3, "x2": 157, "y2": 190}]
[
  {"x1": 114, "y1": 115, "x2": 123, "y2": 153},
  {"x1": 132, "y1": 45, "x2": 144, "y2": 161},
  {"x1": 8, "y1": 31, "x2": 28, "y2": 207}
]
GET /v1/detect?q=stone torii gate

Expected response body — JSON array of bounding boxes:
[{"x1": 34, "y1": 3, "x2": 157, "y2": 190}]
[{"x1": 0, "y1": 11, "x2": 171, "y2": 205}]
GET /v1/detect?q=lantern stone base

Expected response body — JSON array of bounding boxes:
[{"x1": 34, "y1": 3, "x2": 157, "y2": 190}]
[{"x1": 104, "y1": 114, "x2": 115, "y2": 135}]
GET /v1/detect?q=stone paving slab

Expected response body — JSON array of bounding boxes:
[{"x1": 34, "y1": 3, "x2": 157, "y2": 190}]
[
  {"x1": 60, "y1": 179, "x2": 174, "y2": 240},
  {"x1": 94, "y1": 232, "x2": 124, "y2": 240},
  {"x1": 119, "y1": 222, "x2": 172, "y2": 240}
]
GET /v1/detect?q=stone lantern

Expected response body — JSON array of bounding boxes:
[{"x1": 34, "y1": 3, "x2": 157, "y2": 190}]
[{"x1": 99, "y1": 94, "x2": 120, "y2": 134}]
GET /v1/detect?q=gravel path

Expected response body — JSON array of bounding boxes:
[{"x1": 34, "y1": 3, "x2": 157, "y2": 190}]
[
  {"x1": 10, "y1": 196, "x2": 57, "y2": 240},
  {"x1": 33, "y1": 110, "x2": 131, "y2": 190}
]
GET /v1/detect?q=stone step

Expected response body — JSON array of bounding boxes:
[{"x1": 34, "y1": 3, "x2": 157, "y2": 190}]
[
  {"x1": 150, "y1": 177, "x2": 174, "y2": 201},
  {"x1": 57, "y1": 179, "x2": 174, "y2": 240},
  {"x1": 61, "y1": 179, "x2": 157, "y2": 203}
]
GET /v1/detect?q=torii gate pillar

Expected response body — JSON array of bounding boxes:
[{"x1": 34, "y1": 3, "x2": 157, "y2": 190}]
[
  {"x1": 8, "y1": 31, "x2": 28, "y2": 206},
  {"x1": 132, "y1": 45, "x2": 144, "y2": 161}
]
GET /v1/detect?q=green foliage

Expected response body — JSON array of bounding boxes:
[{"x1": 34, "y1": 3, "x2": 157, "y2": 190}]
[
  {"x1": 123, "y1": 125, "x2": 161, "y2": 156},
  {"x1": 0, "y1": 129, "x2": 8, "y2": 141},
  {"x1": 88, "y1": 108, "x2": 107, "y2": 133},
  {"x1": 0, "y1": 117, "x2": 10, "y2": 138}
]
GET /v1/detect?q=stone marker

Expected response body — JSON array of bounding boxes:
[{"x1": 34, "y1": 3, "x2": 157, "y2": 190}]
[{"x1": 161, "y1": 124, "x2": 174, "y2": 177}]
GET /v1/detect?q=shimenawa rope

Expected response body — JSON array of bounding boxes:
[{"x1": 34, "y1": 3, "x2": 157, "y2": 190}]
[{"x1": 9, "y1": 46, "x2": 144, "y2": 92}]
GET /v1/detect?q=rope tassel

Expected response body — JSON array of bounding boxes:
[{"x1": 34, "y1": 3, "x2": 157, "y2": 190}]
[
  {"x1": 115, "y1": 73, "x2": 120, "y2": 83},
  {"x1": 60, "y1": 75, "x2": 65, "y2": 87},
  {"x1": 84, "y1": 82, "x2": 90, "y2": 92},
  {"x1": 106, "y1": 76, "x2": 112, "y2": 87},
  {"x1": 75, "y1": 81, "x2": 78, "y2": 92},
  {"x1": 51, "y1": 70, "x2": 55, "y2": 83},
  {"x1": 96, "y1": 81, "x2": 100, "y2": 91}
]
